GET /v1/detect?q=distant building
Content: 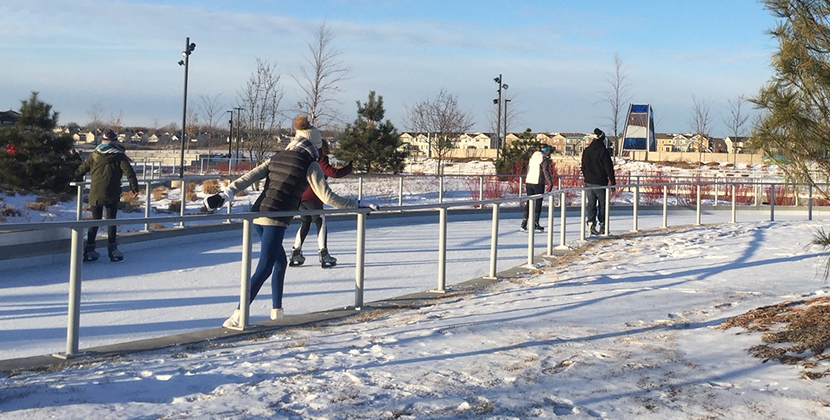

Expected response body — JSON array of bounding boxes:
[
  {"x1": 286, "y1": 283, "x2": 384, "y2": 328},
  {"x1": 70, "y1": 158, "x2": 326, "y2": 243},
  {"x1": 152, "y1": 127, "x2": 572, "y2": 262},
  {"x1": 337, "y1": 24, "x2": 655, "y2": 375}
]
[{"x1": 0, "y1": 110, "x2": 20, "y2": 126}]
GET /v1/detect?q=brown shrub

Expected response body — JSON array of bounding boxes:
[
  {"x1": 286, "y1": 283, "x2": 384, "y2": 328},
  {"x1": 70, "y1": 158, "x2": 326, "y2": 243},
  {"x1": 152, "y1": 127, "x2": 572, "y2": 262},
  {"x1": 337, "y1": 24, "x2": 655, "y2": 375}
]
[
  {"x1": 120, "y1": 192, "x2": 142, "y2": 212},
  {"x1": 168, "y1": 200, "x2": 182, "y2": 212},
  {"x1": 202, "y1": 179, "x2": 221, "y2": 195},
  {"x1": 186, "y1": 191, "x2": 198, "y2": 202},
  {"x1": 186, "y1": 182, "x2": 196, "y2": 193},
  {"x1": 153, "y1": 187, "x2": 169, "y2": 201},
  {"x1": 26, "y1": 201, "x2": 50, "y2": 212}
]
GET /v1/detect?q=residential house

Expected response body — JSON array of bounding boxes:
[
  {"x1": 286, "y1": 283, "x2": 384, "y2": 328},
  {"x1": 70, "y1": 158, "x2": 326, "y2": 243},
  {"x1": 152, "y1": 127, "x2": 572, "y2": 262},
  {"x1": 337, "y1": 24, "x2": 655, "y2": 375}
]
[
  {"x1": 724, "y1": 136, "x2": 750, "y2": 154},
  {"x1": 457, "y1": 132, "x2": 495, "y2": 149}
]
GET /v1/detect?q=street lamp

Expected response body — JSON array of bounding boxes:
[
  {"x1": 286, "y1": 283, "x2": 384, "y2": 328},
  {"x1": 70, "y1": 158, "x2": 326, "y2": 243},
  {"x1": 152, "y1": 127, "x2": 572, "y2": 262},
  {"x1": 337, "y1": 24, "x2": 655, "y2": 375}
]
[
  {"x1": 233, "y1": 107, "x2": 243, "y2": 170},
  {"x1": 493, "y1": 75, "x2": 508, "y2": 161},
  {"x1": 226, "y1": 110, "x2": 233, "y2": 172},
  {"x1": 178, "y1": 37, "x2": 196, "y2": 178}
]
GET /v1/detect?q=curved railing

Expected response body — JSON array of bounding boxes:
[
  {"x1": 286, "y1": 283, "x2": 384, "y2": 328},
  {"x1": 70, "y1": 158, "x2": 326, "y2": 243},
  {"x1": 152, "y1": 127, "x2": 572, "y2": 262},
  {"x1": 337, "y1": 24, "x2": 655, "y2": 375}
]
[{"x1": 0, "y1": 177, "x2": 823, "y2": 359}]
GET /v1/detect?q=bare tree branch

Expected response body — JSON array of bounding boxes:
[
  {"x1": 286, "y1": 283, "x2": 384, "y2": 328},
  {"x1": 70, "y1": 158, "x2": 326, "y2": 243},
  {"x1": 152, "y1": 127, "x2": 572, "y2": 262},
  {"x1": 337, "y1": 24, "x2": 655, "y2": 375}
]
[
  {"x1": 406, "y1": 89, "x2": 475, "y2": 174},
  {"x1": 294, "y1": 22, "x2": 350, "y2": 129}
]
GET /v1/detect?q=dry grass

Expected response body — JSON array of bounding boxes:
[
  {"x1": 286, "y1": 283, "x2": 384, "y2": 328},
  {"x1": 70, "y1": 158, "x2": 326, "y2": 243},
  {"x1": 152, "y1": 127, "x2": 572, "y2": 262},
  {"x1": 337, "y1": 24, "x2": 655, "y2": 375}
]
[
  {"x1": 152, "y1": 187, "x2": 169, "y2": 201},
  {"x1": 168, "y1": 200, "x2": 181, "y2": 212},
  {"x1": 720, "y1": 296, "x2": 830, "y2": 379},
  {"x1": 202, "y1": 179, "x2": 221, "y2": 195},
  {"x1": 186, "y1": 182, "x2": 196, "y2": 193},
  {"x1": 26, "y1": 201, "x2": 50, "y2": 211},
  {"x1": 119, "y1": 192, "x2": 142, "y2": 212},
  {"x1": 186, "y1": 191, "x2": 198, "y2": 202}
]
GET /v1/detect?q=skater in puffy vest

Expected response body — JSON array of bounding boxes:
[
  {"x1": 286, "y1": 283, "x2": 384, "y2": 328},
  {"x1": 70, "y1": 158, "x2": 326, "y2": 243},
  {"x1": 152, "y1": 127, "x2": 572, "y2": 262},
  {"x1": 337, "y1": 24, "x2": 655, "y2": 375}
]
[
  {"x1": 581, "y1": 128, "x2": 616, "y2": 235},
  {"x1": 290, "y1": 139, "x2": 353, "y2": 268},
  {"x1": 205, "y1": 115, "x2": 378, "y2": 328},
  {"x1": 74, "y1": 129, "x2": 139, "y2": 262},
  {"x1": 521, "y1": 144, "x2": 554, "y2": 231}
]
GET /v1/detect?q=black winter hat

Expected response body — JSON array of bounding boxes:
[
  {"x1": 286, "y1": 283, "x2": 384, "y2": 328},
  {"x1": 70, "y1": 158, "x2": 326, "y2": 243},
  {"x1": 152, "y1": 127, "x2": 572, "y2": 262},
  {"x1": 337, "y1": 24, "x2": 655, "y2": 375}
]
[
  {"x1": 103, "y1": 129, "x2": 117, "y2": 141},
  {"x1": 593, "y1": 128, "x2": 605, "y2": 138}
]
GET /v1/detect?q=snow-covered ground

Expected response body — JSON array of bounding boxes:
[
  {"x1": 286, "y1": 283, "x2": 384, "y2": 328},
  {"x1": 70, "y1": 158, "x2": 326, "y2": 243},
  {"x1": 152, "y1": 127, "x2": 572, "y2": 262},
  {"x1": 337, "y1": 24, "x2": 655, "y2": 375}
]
[
  {"x1": 2, "y1": 218, "x2": 830, "y2": 419},
  {"x1": 4, "y1": 158, "x2": 830, "y2": 419}
]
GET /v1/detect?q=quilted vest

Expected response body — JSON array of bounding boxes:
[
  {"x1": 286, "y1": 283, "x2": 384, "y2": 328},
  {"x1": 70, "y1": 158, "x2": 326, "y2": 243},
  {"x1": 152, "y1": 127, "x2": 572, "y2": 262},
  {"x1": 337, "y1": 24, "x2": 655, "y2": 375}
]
[{"x1": 253, "y1": 149, "x2": 316, "y2": 224}]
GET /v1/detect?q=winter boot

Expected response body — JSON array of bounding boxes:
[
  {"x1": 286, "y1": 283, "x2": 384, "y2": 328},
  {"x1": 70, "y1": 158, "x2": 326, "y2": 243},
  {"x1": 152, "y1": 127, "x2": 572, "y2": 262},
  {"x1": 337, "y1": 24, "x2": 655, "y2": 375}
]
[
  {"x1": 520, "y1": 219, "x2": 528, "y2": 232},
  {"x1": 108, "y1": 243, "x2": 124, "y2": 262},
  {"x1": 319, "y1": 248, "x2": 337, "y2": 268},
  {"x1": 589, "y1": 221, "x2": 601, "y2": 236},
  {"x1": 289, "y1": 248, "x2": 305, "y2": 266},
  {"x1": 222, "y1": 309, "x2": 242, "y2": 328},
  {"x1": 271, "y1": 308, "x2": 284, "y2": 320},
  {"x1": 83, "y1": 243, "x2": 99, "y2": 262},
  {"x1": 534, "y1": 223, "x2": 544, "y2": 232}
]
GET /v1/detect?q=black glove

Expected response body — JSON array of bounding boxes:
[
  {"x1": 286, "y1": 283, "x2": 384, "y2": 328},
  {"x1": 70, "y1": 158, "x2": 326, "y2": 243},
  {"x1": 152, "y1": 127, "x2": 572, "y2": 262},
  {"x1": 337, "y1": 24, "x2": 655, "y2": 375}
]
[{"x1": 204, "y1": 194, "x2": 226, "y2": 210}]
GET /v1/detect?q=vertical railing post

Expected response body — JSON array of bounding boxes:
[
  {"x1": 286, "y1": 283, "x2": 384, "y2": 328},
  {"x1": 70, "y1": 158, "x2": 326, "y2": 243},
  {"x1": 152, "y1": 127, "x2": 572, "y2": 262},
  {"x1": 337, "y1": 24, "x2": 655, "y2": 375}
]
[
  {"x1": 662, "y1": 185, "x2": 668, "y2": 228},
  {"x1": 527, "y1": 197, "x2": 535, "y2": 266},
  {"x1": 399, "y1": 176, "x2": 404, "y2": 208},
  {"x1": 546, "y1": 194, "x2": 555, "y2": 256},
  {"x1": 436, "y1": 207, "x2": 447, "y2": 292},
  {"x1": 731, "y1": 184, "x2": 737, "y2": 224},
  {"x1": 358, "y1": 177, "x2": 364, "y2": 201},
  {"x1": 179, "y1": 178, "x2": 187, "y2": 228},
  {"x1": 809, "y1": 184, "x2": 814, "y2": 221},
  {"x1": 603, "y1": 188, "x2": 610, "y2": 235},
  {"x1": 75, "y1": 183, "x2": 83, "y2": 221},
  {"x1": 696, "y1": 184, "x2": 702, "y2": 225},
  {"x1": 580, "y1": 189, "x2": 586, "y2": 241},
  {"x1": 234, "y1": 218, "x2": 253, "y2": 330},
  {"x1": 144, "y1": 182, "x2": 151, "y2": 231},
  {"x1": 559, "y1": 191, "x2": 568, "y2": 247},
  {"x1": 355, "y1": 211, "x2": 366, "y2": 308},
  {"x1": 56, "y1": 227, "x2": 84, "y2": 359},
  {"x1": 632, "y1": 185, "x2": 639, "y2": 232},
  {"x1": 487, "y1": 203, "x2": 500, "y2": 279},
  {"x1": 770, "y1": 183, "x2": 776, "y2": 221},
  {"x1": 479, "y1": 176, "x2": 484, "y2": 203}
]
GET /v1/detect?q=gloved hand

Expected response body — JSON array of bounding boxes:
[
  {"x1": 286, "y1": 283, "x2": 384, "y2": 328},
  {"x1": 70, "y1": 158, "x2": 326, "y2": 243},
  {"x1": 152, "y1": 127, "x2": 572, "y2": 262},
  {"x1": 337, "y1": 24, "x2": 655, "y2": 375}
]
[
  {"x1": 358, "y1": 199, "x2": 380, "y2": 211},
  {"x1": 204, "y1": 187, "x2": 235, "y2": 211}
]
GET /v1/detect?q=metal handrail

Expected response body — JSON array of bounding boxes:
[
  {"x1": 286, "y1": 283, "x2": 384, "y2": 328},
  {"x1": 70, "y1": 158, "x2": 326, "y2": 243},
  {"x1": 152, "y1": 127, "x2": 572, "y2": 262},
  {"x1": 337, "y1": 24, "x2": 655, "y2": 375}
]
[{"x1": 1, "y1": 178, "x2": 820, "y2": 359}]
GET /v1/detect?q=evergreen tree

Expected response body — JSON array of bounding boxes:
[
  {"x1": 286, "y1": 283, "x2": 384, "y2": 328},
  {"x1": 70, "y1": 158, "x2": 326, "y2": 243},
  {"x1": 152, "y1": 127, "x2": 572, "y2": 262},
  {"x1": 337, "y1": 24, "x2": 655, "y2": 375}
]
[
  {"x1": 0, "y1": 92, "x2": 78, "y2": 192},
  {"x1": 495, "y1": 128, "x2": 540, "y2": 175},
  {"x1": 752, "y1": 0, "x2": 830, "y2": 197},
  {"x1": 337, "y1": 91, "x2": 406, "y2": 173}
]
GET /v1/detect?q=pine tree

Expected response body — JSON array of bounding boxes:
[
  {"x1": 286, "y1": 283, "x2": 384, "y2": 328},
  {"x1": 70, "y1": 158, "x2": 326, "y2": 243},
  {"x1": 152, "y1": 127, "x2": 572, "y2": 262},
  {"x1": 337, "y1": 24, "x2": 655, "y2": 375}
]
[
  {"x1": 753, "y1": 0, "x2": 830, "y2": 197},
  {"x1": 495, "y1": 129, "x2": 540, "y2": 175},
  {"x1": 337, "y1": 91, "x2": 406, "y2": 173},
  {"x1": 0, "y1": 92, "x2": 78, "y2": 192}
]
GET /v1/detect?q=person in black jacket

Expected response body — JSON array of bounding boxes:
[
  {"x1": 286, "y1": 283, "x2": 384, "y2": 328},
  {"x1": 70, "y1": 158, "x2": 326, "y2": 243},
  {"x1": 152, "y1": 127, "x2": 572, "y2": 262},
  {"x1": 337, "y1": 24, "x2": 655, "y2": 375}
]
[
  {"x1": 74, "y1": 129, "x2": 139, "y2": 262},
  {"x1": 581, "y1": 128, "x2": 616, "y2": 235}
]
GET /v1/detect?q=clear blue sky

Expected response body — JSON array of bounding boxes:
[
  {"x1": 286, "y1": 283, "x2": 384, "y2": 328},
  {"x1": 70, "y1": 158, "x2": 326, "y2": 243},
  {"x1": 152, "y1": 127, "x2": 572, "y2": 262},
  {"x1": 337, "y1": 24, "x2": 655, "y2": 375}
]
[{"x1": 1, "y1": 0, "x2": 777, "y2": 137}]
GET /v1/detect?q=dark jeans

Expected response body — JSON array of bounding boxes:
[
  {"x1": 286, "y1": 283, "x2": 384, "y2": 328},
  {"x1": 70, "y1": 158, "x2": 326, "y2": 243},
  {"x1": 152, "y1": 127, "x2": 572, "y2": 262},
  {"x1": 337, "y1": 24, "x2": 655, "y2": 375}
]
[
  {"x1": 87, "y1": 203, "x2": 119, "y2": 246},
  {"x1": 585, "y1": 183, "x2": 606, "y2": 225},
  {"x1": 248, "y1": 224, "x2": 288, "y2": 309},
  {"x1": 522, "y1": 183, "x2": 545, "y2": 225}
]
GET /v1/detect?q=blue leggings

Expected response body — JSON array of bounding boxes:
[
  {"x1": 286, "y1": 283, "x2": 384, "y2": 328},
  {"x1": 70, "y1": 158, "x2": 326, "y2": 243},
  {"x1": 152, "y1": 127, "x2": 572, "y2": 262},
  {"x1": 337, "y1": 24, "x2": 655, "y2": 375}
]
[{"x1": 246, "y1": 224, "x2": 288, "y2": 309}]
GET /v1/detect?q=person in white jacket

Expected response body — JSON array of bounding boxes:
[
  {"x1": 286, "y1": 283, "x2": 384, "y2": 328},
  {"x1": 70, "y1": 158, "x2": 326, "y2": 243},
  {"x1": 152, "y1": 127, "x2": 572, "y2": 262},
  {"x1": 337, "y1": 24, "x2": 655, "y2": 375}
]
[
  {"x1": 522, "y1": 144, "x2": 554, "y2": 231},
  {"x1": 204, "y1": 116, "x2": 378, "y2": 328}
]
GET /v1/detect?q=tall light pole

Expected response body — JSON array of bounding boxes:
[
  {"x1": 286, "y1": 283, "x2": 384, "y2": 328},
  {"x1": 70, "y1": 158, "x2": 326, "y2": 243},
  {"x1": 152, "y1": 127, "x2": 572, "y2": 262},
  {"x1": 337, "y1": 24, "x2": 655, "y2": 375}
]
[
  {"x1": 493, "y1": 75, "x2": 508, "y2": 161},
  {"x1": 178, "y1": 37, "x2": 196, "y2": 178},
  {"x1": 226, "y1": 110, "x2": 233, "y2": 172},
  {"x1": 503, "y1": 98, "x2": 511, "y2": 145},
  {"x1": 233, "y1": 107, "x2": 243, "y2": 170}
]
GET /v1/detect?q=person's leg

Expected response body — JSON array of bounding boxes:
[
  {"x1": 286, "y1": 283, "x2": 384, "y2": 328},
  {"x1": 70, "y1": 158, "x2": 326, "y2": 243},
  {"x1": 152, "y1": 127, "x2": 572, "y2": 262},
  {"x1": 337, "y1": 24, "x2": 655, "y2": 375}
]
[
  {"x1": 105, "y1": 203, "x2": 118, "y2": 245},
  {"x1": 585, "y1": 184, "x2": 600, "y2": 224},
  {"x1": 267, "y1": 226, "x2": 288, "y2": 309},
  {"x1": 87, "y1": 205, "x2": 103, "y2": 245},
  {"x1": 295, "y1": 214, "x2": 312, "y2": 250},
  {"x1": 530, "y1": 184, "x2": 544, "y2": 226},
  {"x1": 316, "y1": 215, "x2": 326, "y2": 251},
  {"x1": 248, "y1": 224, "x2": 282, "y2": 305},
  {"x1": 521, "y1": 184, "x2": 531, "y2": 229}
]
